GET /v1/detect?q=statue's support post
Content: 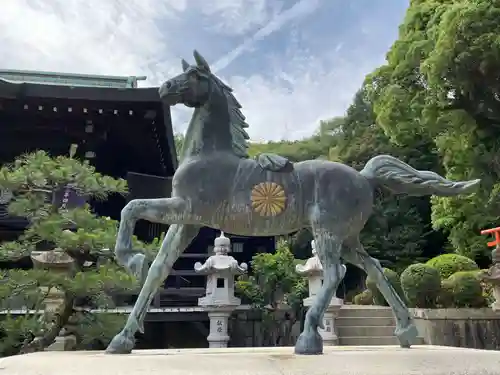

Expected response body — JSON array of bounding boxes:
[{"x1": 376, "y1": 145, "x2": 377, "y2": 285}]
[
  {"x1": 480, "y1": 227, "x2": 500, "y2": 311},
  {"x1": 194, "y1": 232, "x2": 248, "y2": 348},
  {"x1": 296, "y1": 240, "x2": 345, "y2": 346}
]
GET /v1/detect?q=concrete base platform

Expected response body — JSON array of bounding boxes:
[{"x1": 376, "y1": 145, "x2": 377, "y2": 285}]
[{"x1": 2, "y1": 345, "x2": 499, "y2": 375}]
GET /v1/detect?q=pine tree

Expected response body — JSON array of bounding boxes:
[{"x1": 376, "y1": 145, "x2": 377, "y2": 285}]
[{"x1": 0, "y1": 148, "x2": 159, "y2": 355}]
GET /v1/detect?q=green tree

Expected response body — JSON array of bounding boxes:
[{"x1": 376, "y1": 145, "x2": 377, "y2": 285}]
[
  {"x1": 246, "y1": 133, "x2": 335, "y2": 162},
  {"x1": 236, "y1": 240, "x2": 307, "y2": 346},
  {"x1": 366, "y1": 0, "x2": 500, "y2": 263},
  {"x1": 235, "y1": 88, "x2": 442, "y2": 269},
  {"x1": 0, "y1": 150, "x2": 158, "y2": 355},
  {"x1": 174, "y1": 133, "x2": 185, "y2": 157},
  {"x1": 174, "y1": 131, "x2": 334, "y2": 163},
  {"x1": 326, "y1": 88, "x2": 441, "y2": 269}
]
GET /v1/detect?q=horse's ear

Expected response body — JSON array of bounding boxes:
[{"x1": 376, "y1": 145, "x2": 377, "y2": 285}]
[
  {"x1": 193, "y1": 50, "x2": 211, "y2": 72},
  {"x1": 181, "y1": 59, "x2": 190, "y2": 72}
]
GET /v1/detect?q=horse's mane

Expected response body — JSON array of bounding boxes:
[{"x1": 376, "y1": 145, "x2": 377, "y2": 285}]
[{"x1": 210, "y1": 75, "x2": 250, "y2": 158}]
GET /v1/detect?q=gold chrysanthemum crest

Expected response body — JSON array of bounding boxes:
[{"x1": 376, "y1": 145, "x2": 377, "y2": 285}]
[{"x1": 250, "y1": 182, "x2": 286, "y2": 217}]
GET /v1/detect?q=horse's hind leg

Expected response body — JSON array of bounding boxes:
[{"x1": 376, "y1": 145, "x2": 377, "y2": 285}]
[
  {"x1": 342, "y1": 236, "x2": 418, "y2": 348},
  {"x1": 295, "y1": 227, "x2": 346, "y2": 355}
]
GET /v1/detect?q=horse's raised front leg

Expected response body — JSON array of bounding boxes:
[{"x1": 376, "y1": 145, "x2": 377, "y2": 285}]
[
  {"x1": 295, "y1": 228, "x2": 346, "y2": 355},
  {"x1": 106, "y1": 223, "x2": 200, "y2": 354},
  {"x1": 341, "y1": 236, "x2": 418, "y2": 348},
  {"x1": 114, "y1": 197, "x2": 189, "y2": 283},
  {"x1": 106, "y1": 197, "x2": 199, "y2": 354}
]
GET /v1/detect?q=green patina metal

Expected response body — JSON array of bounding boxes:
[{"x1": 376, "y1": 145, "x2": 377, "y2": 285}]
[
  {"x1": 105, "y1": 50, "x2": 482, "y2": 356},
  {"x1": 0, "y1": 69, "x2": 147, "y2": 88}
]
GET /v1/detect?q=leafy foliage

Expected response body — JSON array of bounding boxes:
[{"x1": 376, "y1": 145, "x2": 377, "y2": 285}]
[
  {"x1": 353, "y1": 289, "x2": 373, "y2": 305},
  {"x1": 440, "y1": 270, "x2": 486, "y2": 308},
  {"x1": 426, "y1": 253, "x2": 479, "y2": 279},
  {"x1": 174, "y1": 133, "x2": 185, "y2": 158},
  {"x1": 400, "y1": 263, "x2": 441, "y2": 308},
  {"x1": 0, "y1": 150, "x2": 128, "y2": 200},
  {"x1": 325, "y1": 89, "x2": 440, "y2": 269},
  {"x1": 0, "y1": 313, "x2": 45, "y2": 357},
  {"x1": 176, "y1": 4, "x2": 500, "y2": 297},
  {"x1": 71, "y1": 312, "x2": 127, "y2": 349},
  {"x1": 366, "y1": 0, "x2": 500, "y2": 261},
  {"x1": 0, "y1": 150, "x2": 157, "y2": 355},
  {"x1": 176, "y1": 85, "x2": 442, "y2": 269},
  {"x1": 366, "y1": 268, "x2": 405, "y2": 306},
  {"x1": 244, "y1": 89, "x2": 440, "y2": 268},
  {"x1": 235, "y1": 240, "x2": 307, "y2": 346}
]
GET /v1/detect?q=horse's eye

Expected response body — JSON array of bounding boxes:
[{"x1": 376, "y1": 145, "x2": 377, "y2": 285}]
[{"x1": 188, "y1": 71, "x2": 199, "y2": 80}]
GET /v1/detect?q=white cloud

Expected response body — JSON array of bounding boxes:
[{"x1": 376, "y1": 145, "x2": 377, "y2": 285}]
[
  {"x1": 0, "y1": 0, "x2": 180, "y2": 80},
  {"x1": 199, "y1": 0, "x2": 274, "y2": 36},
  {"x1": 221, "y1": 51, "x2": 375, "y2": 141},
  {"x1": 211, "y1": 0, "x2": 321, "y2": 72},
  {"x1": 0, "y1": 0, "x2": 394, "y2": 141}
]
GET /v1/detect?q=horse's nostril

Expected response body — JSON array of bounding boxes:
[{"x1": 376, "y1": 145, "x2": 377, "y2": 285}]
[{"x1": 165, "y1": 81, "x2": 172, "y2": 89}]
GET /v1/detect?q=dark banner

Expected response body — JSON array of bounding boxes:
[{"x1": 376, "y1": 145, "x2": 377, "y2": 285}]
[
  {"x1": 0, "y1": 186, "x2": 88, "y2": 229},
  {"x1": 0, "y1": 188, "x2": 13, "y2": 218},
  {"x1": 52, "y1": 186, "x2": 88, "y2": 210}
]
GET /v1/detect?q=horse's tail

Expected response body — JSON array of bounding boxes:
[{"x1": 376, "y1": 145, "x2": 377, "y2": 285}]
[{"x1": 360, "y1": 155, "x2": 480, "y2": 196}]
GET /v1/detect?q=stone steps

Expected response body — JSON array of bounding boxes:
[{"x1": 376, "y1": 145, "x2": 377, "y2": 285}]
[
  {"x1": 338, "y1": 305, "x2": 394, "y2": 318},
  {"x1": 339, "y1": 335, "x2": 400, "y2": 346},
  {"x1": 336, "y1": 305, "x2": 425, "y2": 346},
  {"x1": 336, "y1": 316, "x2": 396, "y2": 327}
]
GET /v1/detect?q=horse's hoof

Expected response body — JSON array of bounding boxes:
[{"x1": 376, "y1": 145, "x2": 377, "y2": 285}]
[
  {"x1": 105, "y1": 331, "x2": 135, "y2": 354},
  {"x1": 395, "y1": 322, "x2": 418, "y2": 348},
  {"x1": 128, "y1": 253, "x2": 148, "y2": 284},
  {"x1": 294, "y1": 330, "x2": 323, "y2": 355}
]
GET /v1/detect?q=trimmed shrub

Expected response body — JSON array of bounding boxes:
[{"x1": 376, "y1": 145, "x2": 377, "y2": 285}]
[
  {"x1": 400, "y1": 263, "x2": 441, "y2": 308},
  {"x1": 366, "y1": 268, "x2": 405, "y2": 306},
  {"x1": 353, "y1": 289, "x2": 373, "y2": 305},
  {"x1": 438, "y1": 277, "x2": 454, "y2": 308},
  {"x1": 441, "y1": 271, "x2": 486, "y2": 308},
  {"x1": 426, "y1": 254, "x2": 479, "y2": 280},
  {"x1": 345, "y1": 288, "x2": 362, "y2": 304}
]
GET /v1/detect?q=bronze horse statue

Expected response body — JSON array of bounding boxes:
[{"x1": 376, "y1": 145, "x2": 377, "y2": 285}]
[{"x1": 106, "y1": 50, "x2": 480, "y2": 354}]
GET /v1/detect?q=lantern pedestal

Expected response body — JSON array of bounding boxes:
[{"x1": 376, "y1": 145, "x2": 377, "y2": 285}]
[{"x1": 206, "y1": 309, "x2": 234, "y2": 348}]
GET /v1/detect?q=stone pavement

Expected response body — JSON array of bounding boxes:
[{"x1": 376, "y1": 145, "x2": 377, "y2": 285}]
[{"x1": 1, "y1": 345, "x2": 499, "y2": 375}]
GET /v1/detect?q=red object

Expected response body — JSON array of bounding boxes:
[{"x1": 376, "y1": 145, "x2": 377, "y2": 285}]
[{"x1": 481, "y1": 227, "x2": 500, "y2": 247}]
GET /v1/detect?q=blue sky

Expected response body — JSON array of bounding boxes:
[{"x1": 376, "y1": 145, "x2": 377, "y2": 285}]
[{"x1": 1, "y1": 0, "x2": 409, "y2": 141}]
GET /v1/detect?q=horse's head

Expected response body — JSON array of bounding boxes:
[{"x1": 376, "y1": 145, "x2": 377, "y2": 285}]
[
  {"x1": 160, "y1": 50, "x2": 250, "y2": 159},
  {"x1": 159, "y1": 50, "x2": 214, "y2": 108}
]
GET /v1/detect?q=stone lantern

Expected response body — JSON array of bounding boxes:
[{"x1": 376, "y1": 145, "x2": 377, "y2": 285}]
[
  {"x1": 480, "y1": 227, "x2": 500, "y2": 311},
  {"x1": 194, "y1": 232, "x2": 248, "y2": 348},
  {"x1": 295, "y1": 240, "x2": 346, "y2": 346},
  {"x1": 30, "y1": 244, "x2": 76, "y2": 351}
]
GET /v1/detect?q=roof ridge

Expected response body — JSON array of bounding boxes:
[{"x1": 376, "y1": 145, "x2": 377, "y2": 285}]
[{"x1": 0, "y1": 69, "x2": 147, "y2": 88}]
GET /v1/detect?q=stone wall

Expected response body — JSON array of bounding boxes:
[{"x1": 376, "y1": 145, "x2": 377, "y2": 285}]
[
  {"x1": 228, "y1": 308, "x2": 301, "y2": 347},
  {"x1": 230, "y1": 307, "x2": 500, "y2": 350},
  {"x1": 412, "y1": 308, "x2": 500, "y2": 350}
]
